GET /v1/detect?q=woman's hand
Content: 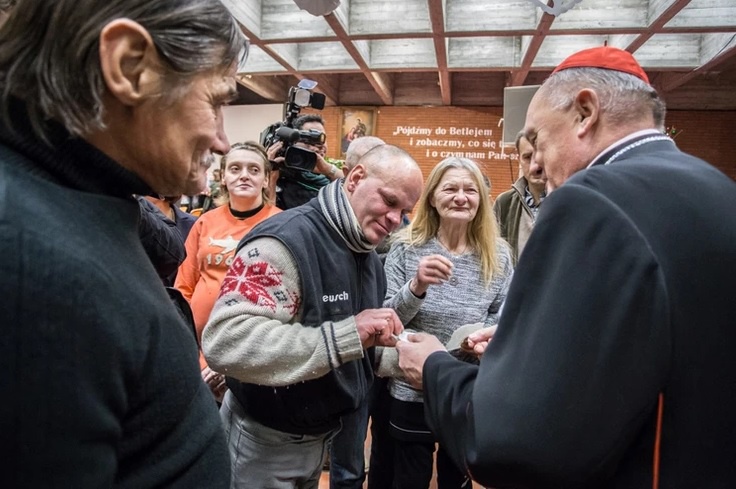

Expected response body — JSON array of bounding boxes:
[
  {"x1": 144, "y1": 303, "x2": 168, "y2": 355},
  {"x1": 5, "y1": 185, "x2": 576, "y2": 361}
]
[
  {"x1": 201, "y1": 366, "x2": 227, "y2": 402},
  {"x1": 410, "y1": 254, "x2": 454, "y2": 296}
]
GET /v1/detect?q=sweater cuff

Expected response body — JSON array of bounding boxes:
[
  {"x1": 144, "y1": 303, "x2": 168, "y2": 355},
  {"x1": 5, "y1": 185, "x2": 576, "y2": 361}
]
[
  {"x1": 328, "y1": 316, "x2": 364, "y2": 365},
  {"x1": 375, "y1": 347, "x2": 405, "y2": 379},
  {"x1": 399, "y1": 281, "x2": 425, "y2": 307}
]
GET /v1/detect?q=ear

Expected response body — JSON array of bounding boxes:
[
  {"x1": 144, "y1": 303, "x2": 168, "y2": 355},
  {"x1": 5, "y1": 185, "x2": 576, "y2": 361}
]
[
  {"x1": 572, "y1": 88, "x2": 600, "y2": 138},
  {"x1": 98, "y1": 19, "x2": 162, "y2": 107},
  {"x1": 345, "y1": 164, "x2": 367, "y2": 193}
]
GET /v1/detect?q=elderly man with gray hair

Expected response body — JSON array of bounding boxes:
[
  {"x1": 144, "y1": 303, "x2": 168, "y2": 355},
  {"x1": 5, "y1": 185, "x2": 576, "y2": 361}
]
[
  {"x1": 0, "y1": 0, "x2": 246, "y2": 487},
  {"x1": 397, "y1": 46, "x2": 736, "y2": 488}
]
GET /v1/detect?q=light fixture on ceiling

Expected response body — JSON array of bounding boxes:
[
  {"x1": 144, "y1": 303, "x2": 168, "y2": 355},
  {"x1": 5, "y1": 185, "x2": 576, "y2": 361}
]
[
  {"x1": 293, "y1": 0, "x2": 341, "y2": 16},
  {"x1": 526, "y1": 0, "x2": 582, "y2": 16}
]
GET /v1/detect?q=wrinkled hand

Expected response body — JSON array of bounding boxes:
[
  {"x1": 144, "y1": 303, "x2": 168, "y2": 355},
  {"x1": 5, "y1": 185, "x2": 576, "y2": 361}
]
[
  {"x1": 464, "y1": 324, "x2": 498, "y2": 356},
  {"x1": 202, "y1": 366, "x2": 227, "y2": 402},
  {"x1": 355, "y1": 308, "x2": 403, "y2": 348},
  {"x1": 410, "y1": 254, "x2": 454, "y2": 296},
  {"x1": 396, "y1": 333, "x2": 446, "y2": 389}
]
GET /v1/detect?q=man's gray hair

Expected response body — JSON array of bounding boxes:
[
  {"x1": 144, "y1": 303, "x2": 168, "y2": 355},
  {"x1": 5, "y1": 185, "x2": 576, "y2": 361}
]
[
  {"x1": 0, "y1": 0, "x2": 246, "y2": 142},
  {"x1": 345, "y1": 136, "x2": 385, "y2": 170},
  {"x1": 541, "y1": 68, "x2": 666, "y2": 130},
  {"x1": 514, "y1": 130, "x2": 528, "y2": 153}
]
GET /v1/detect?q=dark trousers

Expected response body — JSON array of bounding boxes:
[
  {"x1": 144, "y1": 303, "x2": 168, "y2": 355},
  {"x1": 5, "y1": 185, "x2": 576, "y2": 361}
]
[
  {"x1": 329, "y1": 398, "x2": 370, "y2": 489},
  {"x1": 389, "y1": 398, "x2": 470, "y2": 489},
  {"x1": 330, "y1": 377, "x2": 394, "y2": 489},
  {"x1": 367, "y1": 377, "x2": 394, "y2": 489},
  {"x1": 392, "y1": 441, "x2": 469, "y2": 489}
]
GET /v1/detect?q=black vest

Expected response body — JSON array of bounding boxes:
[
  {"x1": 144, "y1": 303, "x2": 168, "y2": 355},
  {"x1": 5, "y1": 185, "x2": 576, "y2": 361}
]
[{"x1": 227, "y1": 199, "x2": 386, "y2": 435}]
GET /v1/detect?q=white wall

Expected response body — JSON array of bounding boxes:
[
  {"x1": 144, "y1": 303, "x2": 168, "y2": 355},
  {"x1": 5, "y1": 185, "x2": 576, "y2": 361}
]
[
  {"x1": 203, "y1": 104, "x2": 283, "y2": 179},
  {"x1": 222, "y1": 104, "x2": 283, "y2": 145}
]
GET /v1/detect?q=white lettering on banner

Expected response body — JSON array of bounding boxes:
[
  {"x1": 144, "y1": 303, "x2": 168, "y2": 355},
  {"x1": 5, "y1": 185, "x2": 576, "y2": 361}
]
[
  {"x1": 392, "y1": 122, "x2": 515, "y2": 163},
  {"x1": 411, "y1": 138, "x2": 464, "y2": 148},
  {"x1": 449, "y1": 127, "x2": 494, "y2": 138},
  {"x1": 392, "y1": 126, "x2": 432, "y2": 136},
  {"x1": 425, "y1": 150, "x2": 487, "y2": 159}
]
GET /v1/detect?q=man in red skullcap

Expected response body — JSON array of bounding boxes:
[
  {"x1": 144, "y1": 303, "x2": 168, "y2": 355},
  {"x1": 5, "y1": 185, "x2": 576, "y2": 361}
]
[{"x1": 396, "y1": 46, "x2": 736, "y2": 488}]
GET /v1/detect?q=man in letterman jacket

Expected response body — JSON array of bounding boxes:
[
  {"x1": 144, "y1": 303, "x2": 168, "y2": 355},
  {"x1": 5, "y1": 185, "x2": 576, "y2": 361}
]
[{"x1": 203, "y1": 144, "x2": 424, "y2": 488}]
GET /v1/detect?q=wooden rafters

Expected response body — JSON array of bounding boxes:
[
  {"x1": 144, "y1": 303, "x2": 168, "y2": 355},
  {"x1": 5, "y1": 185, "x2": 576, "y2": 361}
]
[
  {"x1": 659, "y1": 41, "x2": 736, "y2": 92},
  {"x1": 626, "y1": 0, "x2": 693, "y2": 53},
  {"x1": 237, "y1": 74, "x2": 289, "y2": 101},
  {"x1": 224, "y1": 0, "x2": 736, "y2": 110},
  {"x1": 428, "y1": 0, "x2": 451, "y2": 105},
  {"x1": 323, "y1": 12, "x2": 394, "y2": 105},
  {"x1": 238, "y1": 22, "x2": 339, "y2": 105},
  {"x1": 510, "y1": 6, "x2": 556, "y2": 87}
]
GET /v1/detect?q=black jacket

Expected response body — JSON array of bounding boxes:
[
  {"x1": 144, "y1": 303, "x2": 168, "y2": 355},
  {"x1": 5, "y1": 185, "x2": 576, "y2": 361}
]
[
  {"x1": 228, "y1": 198, "x2": 385, "y2": 435},
  {"x1": 423, "y1": 136, "x2": 736, "y2": 488}
]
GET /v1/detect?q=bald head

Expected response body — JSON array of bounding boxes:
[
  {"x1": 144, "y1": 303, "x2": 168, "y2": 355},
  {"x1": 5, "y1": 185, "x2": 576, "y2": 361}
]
[
  {"x1": 344, "y1": 136, "x2": 384, "y2": 173},
  {"x1": 356, "y1": 144, "x2": 422, "y2": 181},
  {"x1": 344, "y1": 144, "x2": 424, "y2": 244}
]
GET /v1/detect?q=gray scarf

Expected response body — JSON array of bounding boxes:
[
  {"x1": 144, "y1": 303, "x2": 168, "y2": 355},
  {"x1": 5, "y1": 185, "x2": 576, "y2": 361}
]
[{"x1": 318, "y1": 179, "x2": 375, "y2": 253}]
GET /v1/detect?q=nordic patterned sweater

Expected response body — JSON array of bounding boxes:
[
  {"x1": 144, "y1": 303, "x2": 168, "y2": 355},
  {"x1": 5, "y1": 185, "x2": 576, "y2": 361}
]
[{"x1": 383, "y1": 237, "x2": 514, "y2": 402}]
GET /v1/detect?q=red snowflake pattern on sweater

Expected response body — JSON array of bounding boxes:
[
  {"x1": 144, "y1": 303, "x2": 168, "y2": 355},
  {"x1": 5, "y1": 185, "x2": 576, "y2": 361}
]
[{"x1": 219, "y1": 256, "x2": 283, "y2": 312}]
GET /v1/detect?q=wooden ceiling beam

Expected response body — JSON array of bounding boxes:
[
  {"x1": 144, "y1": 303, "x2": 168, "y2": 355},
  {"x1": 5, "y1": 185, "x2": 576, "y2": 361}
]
[
  {"x1": 238, "y1": 21, "x2": 338, "y2": 105},
  {"x1": 237, "y1": 74, "x2": 289, "y2": 102},
  {"x1": 626, "y1": 0, "x2": 692, "y2": 53},
  {"x1": 304, "y1": 75, "x2": 340, "y2": 106},
  {"x1": 323, "y1": 12, "x2": 394, "y2": 105},
  {"x1": 428, "y1": 0, "x2": 451, "y2": 105},
  {"x1": 659, "y1": 42, "x2": 736, "y2": 92},
  {"x1": 510, "y1": 5, "x2": 556, "y2": 86}
]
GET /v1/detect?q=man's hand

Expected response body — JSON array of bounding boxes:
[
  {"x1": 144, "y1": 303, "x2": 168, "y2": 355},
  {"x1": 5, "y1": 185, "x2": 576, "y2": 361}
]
[
  {"x1": 314, "y1": 154, "x2": 344, "y2": 180},
  {"x1": 464, "y1": 324, "x2": 498, "y2": 356},
  {"x1": 266, "y1": 141, "x2": 286, "y2": 168},
  {"x1": 396, "y1": 333, "x2": 446, "y2": 389},
  {"x1": 355, "y1": 308, "x2": 403, "y2": 348},
  {"x1": 410, "y1": 254, "x2": 454, "y2": 296}
]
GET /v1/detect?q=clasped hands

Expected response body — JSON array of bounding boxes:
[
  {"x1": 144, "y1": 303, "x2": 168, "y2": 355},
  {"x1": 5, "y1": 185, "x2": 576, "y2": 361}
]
[{"x1": 396, "y1": 325, "x2": 498, "y2": 389}]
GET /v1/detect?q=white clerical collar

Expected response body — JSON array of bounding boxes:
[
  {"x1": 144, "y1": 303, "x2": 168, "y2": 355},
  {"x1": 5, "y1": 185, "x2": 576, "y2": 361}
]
[{"x1": 587, "y1": 129, "x2": 667, "y2": 168}]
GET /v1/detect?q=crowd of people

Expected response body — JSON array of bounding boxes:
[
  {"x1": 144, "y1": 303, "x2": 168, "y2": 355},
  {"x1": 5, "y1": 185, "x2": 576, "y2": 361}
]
[{"x1": 2, "y1": 1, "x2": 735, "y2": 489}]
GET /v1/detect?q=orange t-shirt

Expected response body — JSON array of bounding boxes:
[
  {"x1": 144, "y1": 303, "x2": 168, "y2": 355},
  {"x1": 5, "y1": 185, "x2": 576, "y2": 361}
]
[{"x1": 175, "y1": 204, "x2": 281, "y2": 368}]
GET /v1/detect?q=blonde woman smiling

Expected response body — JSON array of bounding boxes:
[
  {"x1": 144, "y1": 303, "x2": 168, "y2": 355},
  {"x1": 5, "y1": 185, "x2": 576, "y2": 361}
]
[{"x1": 383, "y1": 157, "x2": 513, "y2": 489}]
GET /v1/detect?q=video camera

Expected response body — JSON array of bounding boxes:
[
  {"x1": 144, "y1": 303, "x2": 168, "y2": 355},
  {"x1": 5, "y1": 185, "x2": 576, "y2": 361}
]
[{"x1": 260, "y1": 79, "x2": 326, "y2": 172}]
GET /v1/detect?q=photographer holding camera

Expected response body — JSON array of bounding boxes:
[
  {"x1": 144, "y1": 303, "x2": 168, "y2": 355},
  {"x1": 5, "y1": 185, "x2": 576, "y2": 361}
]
[{"x1": 268, "y1": 113, "x2": 345, "y2": 210}]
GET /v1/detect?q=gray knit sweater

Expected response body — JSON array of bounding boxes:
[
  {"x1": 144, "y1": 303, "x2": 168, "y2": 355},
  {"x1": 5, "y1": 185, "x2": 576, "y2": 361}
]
[{"x1": 383, "y1": 237, "x2": 514, "y2": 402}]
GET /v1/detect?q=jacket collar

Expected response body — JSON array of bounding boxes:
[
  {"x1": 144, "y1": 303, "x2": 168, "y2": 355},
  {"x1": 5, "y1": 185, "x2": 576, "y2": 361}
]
[{"x1": 0, "y1": 97, "x2": 151, "y2": 199}]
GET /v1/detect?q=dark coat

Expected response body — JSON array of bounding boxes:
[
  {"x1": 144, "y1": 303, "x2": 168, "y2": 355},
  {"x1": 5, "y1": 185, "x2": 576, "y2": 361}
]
[
  {"x1": 422, "y1": 136, "x2": 736, "y2": 488},
  {"x1": 228, "y1": 198, "x2": 384, "y2": 435},
  {"x1": 0, "y1": 103, "x2": 229, "y2": 488}
]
